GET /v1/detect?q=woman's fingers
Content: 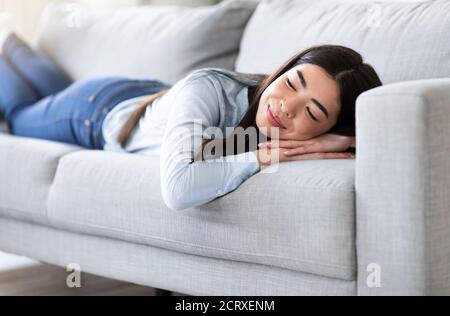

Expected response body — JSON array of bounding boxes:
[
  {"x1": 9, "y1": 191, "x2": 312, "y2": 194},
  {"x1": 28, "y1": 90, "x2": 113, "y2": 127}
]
[
  {"x1": 259, "y1": 148, "x2": 355, "y2": 165},
  {"x1": 283, "y1": 146, "x2": 309, "y2": 156},
  {"x1": 259, "y1": 140, "x2": 306, "y2": 149},
  {"x1": 288, "y1": 152, "x2": 355, "y2": 161}
]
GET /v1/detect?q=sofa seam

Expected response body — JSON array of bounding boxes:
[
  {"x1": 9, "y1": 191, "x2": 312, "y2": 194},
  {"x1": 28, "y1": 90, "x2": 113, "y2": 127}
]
[
  {"x1": 0, "y1": 205, "x2": 354, "y2": 272},
  {"x1": 0, "y1": 210, "x2": 356, "y2": 280},
  {"x1": 0, "y1": 214, "x2": 356, "y2": 284},
  {"x1": 46, "y1": 216, "x2": 355, "y2": 275}
]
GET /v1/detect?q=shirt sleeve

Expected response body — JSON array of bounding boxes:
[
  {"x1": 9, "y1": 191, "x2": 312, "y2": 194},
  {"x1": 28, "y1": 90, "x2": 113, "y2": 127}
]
[{"x1": 160, "y1": 75, "x2": 260, "y2": 211}]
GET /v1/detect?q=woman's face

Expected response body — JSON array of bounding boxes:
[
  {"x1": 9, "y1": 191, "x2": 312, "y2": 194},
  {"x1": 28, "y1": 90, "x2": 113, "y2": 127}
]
[{"x1": 256, "y1": 63, "x2": 341, "y2": 141}]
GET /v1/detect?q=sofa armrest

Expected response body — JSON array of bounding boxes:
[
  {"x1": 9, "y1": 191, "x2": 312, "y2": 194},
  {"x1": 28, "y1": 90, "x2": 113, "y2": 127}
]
[{"x1": 356, "y1": 78, "x2": 450, "y2": 296}]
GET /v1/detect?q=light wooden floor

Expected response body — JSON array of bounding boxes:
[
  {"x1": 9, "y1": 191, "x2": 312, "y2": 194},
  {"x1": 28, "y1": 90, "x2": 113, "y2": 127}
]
[{"x1": 0, "y1": 264, "x2": 184, "y2": 296}]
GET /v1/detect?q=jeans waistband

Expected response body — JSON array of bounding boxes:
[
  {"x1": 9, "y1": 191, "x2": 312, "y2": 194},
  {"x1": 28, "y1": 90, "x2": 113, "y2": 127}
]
[{"x1": 88, "y1": 80, "x2": 171, "y2": 150}]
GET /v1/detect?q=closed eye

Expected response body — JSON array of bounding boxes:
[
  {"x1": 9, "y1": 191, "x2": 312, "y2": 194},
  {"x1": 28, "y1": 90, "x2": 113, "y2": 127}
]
[
  {"x1": 306, "y1": 106, "x2": 319, "y2": 122},
  {"x1": 286, "y1": 78, "x2": 296, "y2": 92}
]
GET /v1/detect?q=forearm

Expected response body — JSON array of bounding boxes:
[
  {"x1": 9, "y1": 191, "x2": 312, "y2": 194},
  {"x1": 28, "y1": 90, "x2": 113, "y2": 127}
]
[
  {"x1": 254, "y1": 149, "x2": 270, "y2": 170},
  {"x1": 349, "y1": 137, "x2": 356, "y2": 149},
  {"x1": 161, "y1": 151, "x2": 260, "y2": 211}
]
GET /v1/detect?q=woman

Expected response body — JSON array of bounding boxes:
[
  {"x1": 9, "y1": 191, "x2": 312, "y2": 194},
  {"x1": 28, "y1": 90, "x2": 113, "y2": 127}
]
[{"x1": 0, "y1": 34, "x2": 382, "y2": 210}]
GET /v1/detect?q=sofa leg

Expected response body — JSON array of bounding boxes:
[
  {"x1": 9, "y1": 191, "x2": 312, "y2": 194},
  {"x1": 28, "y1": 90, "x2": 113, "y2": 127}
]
[{"x1": 155, "y1": 288, "x2": 172, "y2": 296}]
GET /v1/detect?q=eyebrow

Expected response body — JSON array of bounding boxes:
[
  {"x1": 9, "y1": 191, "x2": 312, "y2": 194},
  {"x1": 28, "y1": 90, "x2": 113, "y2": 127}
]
[{"x1": 296, "y1": 69, "x2": 330, "y2": 119}]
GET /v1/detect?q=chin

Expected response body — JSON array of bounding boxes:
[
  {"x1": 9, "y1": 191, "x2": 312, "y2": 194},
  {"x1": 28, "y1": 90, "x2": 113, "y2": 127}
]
[{"x1": 258, "y1": 124, "x2": 283, "y2": 140}]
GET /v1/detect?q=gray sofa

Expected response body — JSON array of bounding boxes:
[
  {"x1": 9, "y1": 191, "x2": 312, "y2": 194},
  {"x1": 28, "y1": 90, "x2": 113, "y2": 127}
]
[{"x1": 1, "y1": 0, "x2": 450, "y2": 296}]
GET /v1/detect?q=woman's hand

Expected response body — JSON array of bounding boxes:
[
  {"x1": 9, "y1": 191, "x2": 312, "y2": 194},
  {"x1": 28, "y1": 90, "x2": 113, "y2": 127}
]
[
  {"x1": 254, "y1": 147, "x2": 354, "y2": 169},
  {"x1": 258, "y1": 134, "x2": 356, "y2": 157}
]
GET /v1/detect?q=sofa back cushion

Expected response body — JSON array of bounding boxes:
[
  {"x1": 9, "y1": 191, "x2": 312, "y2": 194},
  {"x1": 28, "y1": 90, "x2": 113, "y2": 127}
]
[
  {"x1": 236, "y1": 0, "x2": 450, "y2": 84},
  {"x1": 36, "y1": 0, "x2": 257, "y2": 84}
]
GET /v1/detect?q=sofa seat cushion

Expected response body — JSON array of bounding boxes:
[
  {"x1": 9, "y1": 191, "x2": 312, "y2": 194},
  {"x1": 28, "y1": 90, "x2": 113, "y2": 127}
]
[
  {"x1": 0, "y1": 134, "x2": 82, "y2": 223},
  {"x1": 47, "y1": 150, "x2": 356, "y2": 280}
]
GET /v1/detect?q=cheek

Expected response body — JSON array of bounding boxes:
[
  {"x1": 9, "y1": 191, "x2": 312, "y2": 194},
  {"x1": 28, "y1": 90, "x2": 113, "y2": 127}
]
[
  {"x1": 256, "y1": 99, "x2": 266, "y2": 119},
  {"x1": 290, "y1": 115, "x2": 326, "y2": 139},
  {"x1": 259, "y1": 89, "x2": 271, "y2": 105},
  {"x1": 269, "y1": 82, "x2": 285, "y2": 97},
  {"x1": 262, "y1": 82, "x2": 283, "y2": 99},
  {"x1": 255, "y1": 103, "x2": 267, "y2": 133},
  {"x1": 256, "y1": 90, "x2": 273, "y2": 123}
]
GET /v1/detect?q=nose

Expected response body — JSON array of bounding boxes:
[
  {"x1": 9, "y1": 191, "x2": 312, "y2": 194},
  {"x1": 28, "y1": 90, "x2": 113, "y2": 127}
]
[{"x1": 280, "y1": 99, "x2": 298, "y2": 119}]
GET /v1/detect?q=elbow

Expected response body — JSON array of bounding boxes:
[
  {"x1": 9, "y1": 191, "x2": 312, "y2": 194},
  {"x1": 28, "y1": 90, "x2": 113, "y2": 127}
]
[
  {"x1": 162, "y1": 193, "x2": 190, "y2": 211},
  {"x1": 161, "y1": 179, "x2": 193, "y2": 211},
  {"x1": 160, "y1": 161, "x2": 206, "y2": 211},
  {"x1": 160, "y1": 160, "x2": 191, "y2": 211}
]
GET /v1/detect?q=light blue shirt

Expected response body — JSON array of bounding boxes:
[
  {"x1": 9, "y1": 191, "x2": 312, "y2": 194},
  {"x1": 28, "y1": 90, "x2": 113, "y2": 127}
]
[{"x1": 102, "y1": 68, "x2": 262, "y2": 210}]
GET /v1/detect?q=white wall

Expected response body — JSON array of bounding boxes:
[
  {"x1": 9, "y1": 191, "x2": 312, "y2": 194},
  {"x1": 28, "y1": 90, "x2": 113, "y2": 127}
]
[{"x1": 0, "y1": 0, "x2": 60, "y2": 42}]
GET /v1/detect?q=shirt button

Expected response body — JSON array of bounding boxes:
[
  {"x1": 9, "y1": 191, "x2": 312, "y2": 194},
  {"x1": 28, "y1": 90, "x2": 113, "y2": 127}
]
[
  {"x1": 84, "y1": 119, "x2": 91, "y2": 127},
  {"x1": 217, "y1": 189, "x2": 223, "y2": 195}
]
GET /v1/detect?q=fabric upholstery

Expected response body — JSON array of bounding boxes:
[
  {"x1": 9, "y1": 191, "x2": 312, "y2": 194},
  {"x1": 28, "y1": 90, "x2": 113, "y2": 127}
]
[
  {"x1": 0, "y1": 216, "x2": 356, "y2": 296},
  {"x1": 0, "y1": 133, "x2": 81, "y2": 223},
  {"x1": 236, "y1": 0, "x2": 450, "y2": 84},
  {"x1": 356, "y1": 78, "x2": 450, "y2": 295},
  {"x1": 36, "y1": 0, "x2": 257, "y2": 84},
  {"x1": 46, "y1": 150, "x2": 356, "y2": 280}
]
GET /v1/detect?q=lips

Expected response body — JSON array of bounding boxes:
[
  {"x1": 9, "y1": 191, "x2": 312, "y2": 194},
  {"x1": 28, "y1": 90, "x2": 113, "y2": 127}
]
[{"x1": 266, "y1": 105, "x2": 286, "y2": 129}]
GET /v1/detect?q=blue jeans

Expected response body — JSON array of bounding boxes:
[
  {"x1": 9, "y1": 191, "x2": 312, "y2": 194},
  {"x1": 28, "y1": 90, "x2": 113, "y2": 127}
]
[{"x1": 0, "y1": 34, "x2": 171, "y2": 149}]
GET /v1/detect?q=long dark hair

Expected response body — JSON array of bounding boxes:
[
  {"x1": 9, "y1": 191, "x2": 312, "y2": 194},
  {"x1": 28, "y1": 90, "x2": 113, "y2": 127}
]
[{"x1": 120, "y1": 45, "x2": 382, "y2": 158}]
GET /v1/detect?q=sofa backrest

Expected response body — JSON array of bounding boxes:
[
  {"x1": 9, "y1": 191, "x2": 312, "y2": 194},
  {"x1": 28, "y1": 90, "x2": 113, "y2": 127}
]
[
  {"x1": 236, "y1": 0, "x2": 450, "y2": 84},
  {"x1": 35, "y1": 0, "x2": 257, "y2": 84}
]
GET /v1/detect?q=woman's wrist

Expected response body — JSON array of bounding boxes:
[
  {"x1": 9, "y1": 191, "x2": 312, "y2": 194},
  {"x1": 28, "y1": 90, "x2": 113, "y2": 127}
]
[
  {"x1": 254, "y1": 149, "x2": 271, "y2": 169},
  {"x1": 349, "y1": 137, "x2": 356, "y2": 149}
]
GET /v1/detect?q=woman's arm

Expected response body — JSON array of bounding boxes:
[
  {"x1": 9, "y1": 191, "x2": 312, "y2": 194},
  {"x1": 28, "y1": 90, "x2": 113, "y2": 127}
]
[
  {"x1": 259, "y1": 134, "x2": 356, "y2": 156},
  {"x1": 349, "y1": 137, "x2": 356, "y2": 149},
  {"x1": 160, "y1": 75, "x2": 260, "y2": 211},
  {"x1": 254, "y1": 147, "x2": 354, "y2": 170}
]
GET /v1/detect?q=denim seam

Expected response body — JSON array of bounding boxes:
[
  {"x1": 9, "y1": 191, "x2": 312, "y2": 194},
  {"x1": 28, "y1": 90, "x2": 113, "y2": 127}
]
[
  {"x1": 11, "y1": 116, "x2": 87, "y2": 128},
  {"x1": 19, "y1": 117, "x2": 84, "y2": 127}
]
